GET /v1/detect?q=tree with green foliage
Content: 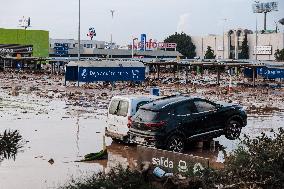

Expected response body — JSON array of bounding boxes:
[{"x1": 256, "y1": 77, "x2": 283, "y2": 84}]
[
  {"x1": 204, "y1": 46, "x2": 216, "y2": 59},
  {"x1": 239, "y1": 35, "x2": 249, "y2": 59},
  {"x1": 164, "y1": 32, "x2": 196, "y2": 58},
  {"x1": 275, "y1": 49, "x2": 284, "y2": 61}
]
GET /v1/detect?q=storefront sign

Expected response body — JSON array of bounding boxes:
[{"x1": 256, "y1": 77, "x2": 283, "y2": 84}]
[
  {"x1": 0, "y1": 44, "x2": 33, "y2": 55},
  {"x1": 137, "y1": 146, "x2": 209, "y2": 174},
  {"x1": 135, "y1": 41, "x2": 177, "y2": 50},
  {"x1": 254, "y1": 45, "x2": 272, "y2": 55},
  {"x1": 131, "y1": 35, "x2": 177, "y2": 51},
  {"x1": 78, "y1": 67, "x2": 145, "y2": 82}
]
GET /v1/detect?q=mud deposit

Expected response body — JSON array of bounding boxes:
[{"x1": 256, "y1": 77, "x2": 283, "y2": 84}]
[{"x1": 0, "y1": 73, "x2": 283, "y2": 189}]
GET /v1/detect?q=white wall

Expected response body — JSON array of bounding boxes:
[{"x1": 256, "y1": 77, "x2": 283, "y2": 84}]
[
  {"x1": 192, "y1": 32, "x2": 284, "y2": 60},
  {"x1": 247, "y1": 33, "x2": 284, "y2": 60}
]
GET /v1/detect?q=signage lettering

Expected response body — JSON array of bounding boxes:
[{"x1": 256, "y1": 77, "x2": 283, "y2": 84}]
[
  {"x1": 78, "y1": 67, "x2": 145, "y2": 82},
  {"x1": 254, "y1": 45, "x2": 272, "y2": 55},
  {"x1": 137, "y1": 146, "x2": 209, "y2": 174}
]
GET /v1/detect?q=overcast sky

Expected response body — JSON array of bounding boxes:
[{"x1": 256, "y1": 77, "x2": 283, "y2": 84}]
[{"x1": 0, "y1": 0, "x2": 283, "y2": 45}]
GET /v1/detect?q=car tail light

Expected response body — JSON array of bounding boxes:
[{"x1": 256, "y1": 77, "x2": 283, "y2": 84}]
[
  {"x1": 127, "y1": 116, "x2": 132, "y2": 128},
  {"x1": 145, "y1": 121, "x2": 166, "y2": 128}
]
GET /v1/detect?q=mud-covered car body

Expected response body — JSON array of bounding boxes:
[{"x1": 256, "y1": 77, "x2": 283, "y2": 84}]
[{"x1": 129, "y1": 96, "x2": 247, "y2": 152}]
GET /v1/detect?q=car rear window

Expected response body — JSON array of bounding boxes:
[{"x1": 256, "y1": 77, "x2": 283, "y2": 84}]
[
  {"x1": 136, "y1": 101, "x2": 149, "y2": 112},
  {"x1": 134, "y1": 109, "x2": 166, "y2": 122},
  {"x1": 109, "y1": 99, "x2": 129, "y2": 117},
  {"x1": 109, "y1": 100, "x2": 119, "y2": 115},
  {"x1": 117, "y1": 100, "x2": 129, "y2": 117}
]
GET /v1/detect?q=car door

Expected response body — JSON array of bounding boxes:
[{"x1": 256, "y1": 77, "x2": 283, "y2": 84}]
[
  {"x1": 174, "y1": 101, "x2": 202, "y2": 137},
  {"x1": 193, "y1": 99, "x2": 220, "y2": 133},
  {"x1": 107, "y1": 99, "x2": 129, "y2": 135},
  {"x1": 115, "y1": 100, "x2": 130, "y2": 135}
]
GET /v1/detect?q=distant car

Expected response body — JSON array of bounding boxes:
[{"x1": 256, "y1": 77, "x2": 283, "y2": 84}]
[
  {"x1": 129, "y1": 96, "x2": 247, "y2": 152},
  {"x1": 105, "y1": 95, "x2": 161, "y2": 143}
]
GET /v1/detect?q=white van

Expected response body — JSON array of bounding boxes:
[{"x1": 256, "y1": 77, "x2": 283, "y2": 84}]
[{"x1": 105, "y1": 95, "x2": 160, "y2": 142}]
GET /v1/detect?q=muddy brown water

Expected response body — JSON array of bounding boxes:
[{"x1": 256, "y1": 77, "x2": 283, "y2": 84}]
[{"x1": 0, "y1": 86, "x2": 284, "y2": 188}]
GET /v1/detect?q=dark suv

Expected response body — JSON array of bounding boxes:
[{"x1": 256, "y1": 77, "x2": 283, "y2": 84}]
[{"x1": 129, "y1": 96, "x2": 247, "y2": 152}]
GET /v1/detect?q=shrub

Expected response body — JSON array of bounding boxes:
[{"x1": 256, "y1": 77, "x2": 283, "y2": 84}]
[
  {"x1": 204, "y1": 128, "x2": 284, "y2": 189},
  {"x1": 60, "y1": 166, "x2": 156, "y2": 189}
]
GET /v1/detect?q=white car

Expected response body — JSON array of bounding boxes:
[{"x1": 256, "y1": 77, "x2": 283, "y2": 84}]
[{"x1": 105, "y1": 95, "x2": 161, "y2": 143}]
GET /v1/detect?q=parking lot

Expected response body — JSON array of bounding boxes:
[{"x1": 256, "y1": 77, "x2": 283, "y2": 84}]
[{"x1": 0, "y1": 71, "x2": 284, "y2": 188}]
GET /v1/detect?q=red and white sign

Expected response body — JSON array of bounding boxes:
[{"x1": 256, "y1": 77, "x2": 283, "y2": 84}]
[{"x1": 130, "y1": 39, "x2": 177, "y2": 50}]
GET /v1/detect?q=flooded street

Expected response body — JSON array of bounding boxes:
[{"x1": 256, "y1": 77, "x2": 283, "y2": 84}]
[
  {"x1": 0, "y1": 74, "x2": 284, "y2": 189},
  {"x1": 0, "y1": 92, "x2": 110, "y2": 189}
]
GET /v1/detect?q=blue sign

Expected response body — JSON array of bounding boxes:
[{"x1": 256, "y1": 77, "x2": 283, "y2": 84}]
[
  {"x1": 78, "y1": 67, "x2": 145, "y2": 82},
  {"x1": 140, "y1": 34, "x2": 147, "y2": 51},
  {"x1": 16, "y1": 62, "x2": 22, "y2": 69},
  {"x1": 257, "y1": 67, "x2": 284, "y2": 79},
  {"x1": 54, "y1": 43, "x2": 69, "y2": 56}
]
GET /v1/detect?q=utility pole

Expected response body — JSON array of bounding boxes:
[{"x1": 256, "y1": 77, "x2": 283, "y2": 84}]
[
  {"x1": 78, "y1": 0, "x2": 81, "y2": 61},
  {"x1": 255, "y1": 13, "x2": 258, "y2": 60},
  {"x1": 110, "y1": 10, "x2": 115, "y2": 49},
  {"x1": 222, "y1": 18, "x2": 227, "y2": 59}
]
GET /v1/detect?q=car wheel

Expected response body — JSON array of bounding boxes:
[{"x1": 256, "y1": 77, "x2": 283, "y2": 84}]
[
  {"x1": 166, "y1": 135, "x2": 185, "y2": 153},
  {"x1": 225, "y1": 120, "x2": 242, "y2": 140}
]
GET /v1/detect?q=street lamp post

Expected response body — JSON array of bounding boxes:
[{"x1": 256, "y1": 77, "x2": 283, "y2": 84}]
[
  {"x1": 255, "y1": 10, "x2": 258, "y2": 61},
  {"x1": 222, "y1": 18, "x2": 227, "y2": 59},
  {"x1": 78, "y1": 0, "x2": 81, "y2": 61}
]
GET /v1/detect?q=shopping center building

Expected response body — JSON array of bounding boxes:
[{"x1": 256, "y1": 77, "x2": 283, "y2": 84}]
[{"x1": 191, "y1": 29, "x2": 284, "y2": 61}]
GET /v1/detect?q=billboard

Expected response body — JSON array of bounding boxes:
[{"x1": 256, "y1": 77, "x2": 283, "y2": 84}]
[
  {"x1": 252, "y1": 2, "x2": 278, "y2": 13},
  {"x1": 78, "y1": 67, "x2": 145, "y2": 82},
  {"x1": 19, "y1": 16, "x2": 31, "y2": 29}
]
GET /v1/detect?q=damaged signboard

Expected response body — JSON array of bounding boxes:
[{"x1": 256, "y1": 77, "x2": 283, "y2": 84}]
[
  {"x1": 137, "y1": 146, "x2": 209, "y2": 174},
  {"x1": 65, "y1": 60, "x2": 145, "y2": 83}
]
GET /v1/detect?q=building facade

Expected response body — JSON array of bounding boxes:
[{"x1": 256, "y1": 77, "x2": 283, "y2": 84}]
[
  {"x1": 49, "y1": 39, "x2": 182, "y2": 59},
  {"x1": 0, "y1": 28, "x2": 49, "y2": 57},
  {"x1": 191, "y1": 29, "x2": 284, "y2": 60}
]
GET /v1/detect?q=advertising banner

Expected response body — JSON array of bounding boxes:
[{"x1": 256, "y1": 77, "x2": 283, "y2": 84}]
[
  {"x1": 257, "y1": 67, "x2": 284, "y2": 79},
  {"x1": 78, "y1": 67, "x2": 145, "y2": 82}
]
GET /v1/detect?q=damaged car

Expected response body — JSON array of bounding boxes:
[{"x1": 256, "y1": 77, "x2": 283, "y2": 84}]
[{"x1": 129, "y1": 95, "x2": 247, "y2": 152}]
